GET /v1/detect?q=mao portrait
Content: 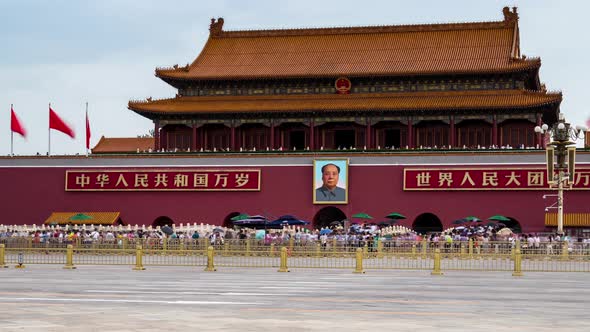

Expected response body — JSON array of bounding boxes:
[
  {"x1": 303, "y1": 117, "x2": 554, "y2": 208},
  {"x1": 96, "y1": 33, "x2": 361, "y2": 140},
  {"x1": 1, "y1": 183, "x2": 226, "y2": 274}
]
[{"x1": 313, "y1": 159, "x2": 348, "y2": 204}]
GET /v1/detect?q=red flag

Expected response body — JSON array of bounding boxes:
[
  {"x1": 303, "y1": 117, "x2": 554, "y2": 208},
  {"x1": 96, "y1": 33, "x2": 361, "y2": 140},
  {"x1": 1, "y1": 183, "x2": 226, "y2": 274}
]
[
  {"x1": 85, "y1": 109, "x2": 91, "y2": 149},
  {"x1": 11, "y1": 106, "x2": 26, "y2": 137},
  {"x1": 49, "y1": 107, "x2": 75, "y2": 138}
]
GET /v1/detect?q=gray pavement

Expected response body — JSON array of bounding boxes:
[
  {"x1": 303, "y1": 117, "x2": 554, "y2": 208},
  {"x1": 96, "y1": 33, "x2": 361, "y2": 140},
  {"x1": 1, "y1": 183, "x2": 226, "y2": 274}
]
[{"x1": 0, "y1": 266, "x2": 589, "y2": 331}]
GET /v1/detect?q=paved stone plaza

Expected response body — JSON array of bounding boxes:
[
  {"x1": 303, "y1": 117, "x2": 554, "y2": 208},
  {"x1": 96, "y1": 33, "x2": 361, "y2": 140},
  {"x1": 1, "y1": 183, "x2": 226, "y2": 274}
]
[{"x1": 0, "y1": 266, "x2": 588, "y2": 331}]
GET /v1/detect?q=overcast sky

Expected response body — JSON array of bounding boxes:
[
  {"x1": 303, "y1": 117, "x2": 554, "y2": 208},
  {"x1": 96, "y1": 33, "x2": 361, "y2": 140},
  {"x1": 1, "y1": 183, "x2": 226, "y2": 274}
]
[{"x1": 1, "y1": 0, "x2": 588, "y2": 155}]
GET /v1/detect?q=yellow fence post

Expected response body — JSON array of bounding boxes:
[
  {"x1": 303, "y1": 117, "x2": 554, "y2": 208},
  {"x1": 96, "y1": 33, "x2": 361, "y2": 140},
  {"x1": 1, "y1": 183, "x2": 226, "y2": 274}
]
[
  {"x1": 512, "y1": 246, "x2": 523, "y2": 277},
  {"x1": 332, "y1": 238, "x2": 337, "y2": 256},
  {"x1": 162, "y1": 238, "x2": 167, "y2": 255},
  {"x1": 133, "y1": 245, "x2": 145, "y2": 270},
  {"x1": 278, "y1": 246, "x2": 289, "y2": 272},
  {"x1": 223, "y1": 241, "x2": 229, "y2": 257},
  {"x1": 468, "y1": 239, "x2": 473, "y2": 258},
  {"x1": 421, "y1": 238, "x2": 427, "y2": 258},
  {"x1": 204, "y1": 246, "x2": 216, "y2": 271},
  {"x1": 431, "y1": 248, "x2": 443, "y2": 276},
  {"x1": 512, "y1": 240, "x2": 520, "y2": 261},
  {"x1": 246, "y1": 238, "x2": 251, "y2": 257},
  {"x1": 270, "y1": 243, "x2": 275, "y2": 257},
  {"x1": 353, "y1": 248, "x2": 365, "y2": 274},
  {"x1": 561, "y1": 241, "x2": 569, "y2": 260},
  {"x1": 363, "y1": 244, "x2": 368, "y2": 257},
  {"x1": 460, "y1": 243, "x2": 466, "y2": 259},
  {"x1": 411, "y1": 244, "x2": 417, "y2": 258},
  {"x1": 377, "y1": 238, "x2": 383, "y2": 258},
  {"x1": 315, "y1": 243, "x2": 321, "y2": 258},
  {"x1": 0, "y1": 244, "x2": 8, "y2": 268},
  {"x1": 63, "y1": 244, "x2": 76, "y2": 270},
  {"x1": 289, "y1": 237, "x2": 294, "y2": 253}
]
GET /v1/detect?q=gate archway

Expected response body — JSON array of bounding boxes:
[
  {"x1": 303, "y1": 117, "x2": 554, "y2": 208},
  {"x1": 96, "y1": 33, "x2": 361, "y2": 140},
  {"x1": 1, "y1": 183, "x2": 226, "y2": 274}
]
[
  {"x1": 503, "y1": 218, "x2": 522, "y2": 233},
  {"x1": 313, "y1": 206, "x2": 346, "y2": 230},
  {"x1": 412, "y1": 213, "x2": 443, "y2": 234},
  {"x1": 152, "y1": 216, "x2": 174, "y2": 228},
  {"x1": 223, "y1": 212, "x2": 241, "y2": 228}
]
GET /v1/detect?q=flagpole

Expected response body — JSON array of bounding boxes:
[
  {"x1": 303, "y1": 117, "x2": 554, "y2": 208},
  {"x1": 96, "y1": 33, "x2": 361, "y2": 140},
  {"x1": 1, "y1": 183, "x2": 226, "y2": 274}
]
[
  {"x1": 10, "y1": 104, "x2": 14, "y2": 157},
  {"x1": 85, "y1": 102, "x2": 89, "y2": 157},
  {"x1": 48, "y1": 103, "x2": 51, "y2": 156}
]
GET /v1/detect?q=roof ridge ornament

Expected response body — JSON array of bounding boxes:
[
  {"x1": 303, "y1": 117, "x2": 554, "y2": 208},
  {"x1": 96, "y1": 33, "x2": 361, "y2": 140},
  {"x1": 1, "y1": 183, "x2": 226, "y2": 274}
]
[
  {"x1": 502, "y1": 6, "x2": 518, "y2": 24},
  {"x1": 210, "y1": 17, "x2": 224, "y2": 37}
]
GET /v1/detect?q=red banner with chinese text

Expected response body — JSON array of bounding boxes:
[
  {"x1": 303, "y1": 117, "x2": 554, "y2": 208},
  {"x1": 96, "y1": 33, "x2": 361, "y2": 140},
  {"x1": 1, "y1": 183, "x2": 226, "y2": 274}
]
[
  {"x1": 66, "y1": 169, "x2": 261, "y2": 191},
  {"x1": 404, "y1": 168, "x2": 590, "y2": 191}
]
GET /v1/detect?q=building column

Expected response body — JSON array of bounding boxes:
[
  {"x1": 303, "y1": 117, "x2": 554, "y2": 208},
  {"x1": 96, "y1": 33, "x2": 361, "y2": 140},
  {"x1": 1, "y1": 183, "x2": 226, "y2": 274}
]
[
  {"x1": 536, "y1": 113, "x2": 543, "y2": 148},
  {"x1": 310, "y1": 119, "x2": 315, "y2": 150},
  {"x1": 230, "y1": 124, "x2": 236, "y2": 151},
  {"x1": 154, "y1": 120, "x2": 160, "y2": 151},
  {"x1": 270, "y1": 123, "x2": 275, "y2": 150},
  {"x1": 160, "y1": 125, "x2": 166, "y2": 151},
  {"x1": 449, "y1": 117, "x2": 455, "y2": 148},
  {"x1": 407, "y1": 118, "x2": 413, "y2": 149},
  {"x1": 493, "y1": 115, "x2": 498, "y2": 147},
  {"x1": 365, "y1": 121, "x2": 371, "y2": 149},
  {"x1": 191, "y1": 124, "x2": 197, "y2": 151}
]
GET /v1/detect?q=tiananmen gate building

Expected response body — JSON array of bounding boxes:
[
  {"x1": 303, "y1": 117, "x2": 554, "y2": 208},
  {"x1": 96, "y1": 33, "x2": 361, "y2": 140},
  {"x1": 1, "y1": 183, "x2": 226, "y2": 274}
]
[{"x1": 2, "y1": 7, "x2": 590, "y2": 235}]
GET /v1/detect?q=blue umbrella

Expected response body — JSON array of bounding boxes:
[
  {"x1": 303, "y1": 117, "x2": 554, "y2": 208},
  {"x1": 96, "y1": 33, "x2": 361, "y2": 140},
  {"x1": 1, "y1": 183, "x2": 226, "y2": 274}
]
[
  {"x1": 268, "y1": 215, "x2": 310, "y2": 228},
  {"x1": 319, "y1": 229, "x2": 333, "y2": 235}
]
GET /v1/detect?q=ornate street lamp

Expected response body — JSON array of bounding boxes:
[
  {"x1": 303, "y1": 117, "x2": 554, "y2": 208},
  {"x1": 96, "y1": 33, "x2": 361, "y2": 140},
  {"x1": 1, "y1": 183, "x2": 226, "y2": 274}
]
[{"x1": 535, "y1": 113, "x2": 587, "y2": 235}]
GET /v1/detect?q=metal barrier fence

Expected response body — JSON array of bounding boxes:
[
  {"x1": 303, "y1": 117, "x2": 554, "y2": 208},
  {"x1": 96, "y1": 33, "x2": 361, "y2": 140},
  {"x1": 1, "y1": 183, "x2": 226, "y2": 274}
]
[
  {"x1": 3, "y1": 237, "x2": 590, "y2": 256},
  {"x1": 1, "y1": 242, "x2": 589, "y2": 274}
]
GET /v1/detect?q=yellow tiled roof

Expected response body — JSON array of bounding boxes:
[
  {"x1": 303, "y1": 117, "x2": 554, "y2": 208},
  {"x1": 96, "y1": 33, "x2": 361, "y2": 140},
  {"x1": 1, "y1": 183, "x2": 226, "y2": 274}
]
[
  {"x1": 155, "y1": 8, "x2": 533, "y2": 80},
  {"x1": 92, "y1": 136, "x2": 154, "y2": 154},
  {"x1": 129, "y1": 90, "x2": 561, "y2": 115},
  {"x1": 44, "y1": 212, "x2": 121, "y2": 225}
]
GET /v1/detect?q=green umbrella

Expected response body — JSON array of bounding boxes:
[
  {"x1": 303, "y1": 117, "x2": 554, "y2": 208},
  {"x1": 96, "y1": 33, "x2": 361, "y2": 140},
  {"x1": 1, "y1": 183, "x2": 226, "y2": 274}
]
[
  {"x1": 464, "y1": 216, "x2": 482, "y2": 222},
  {"x1": 69, "y1": 213, "x2": 93, "y2": 221},
  {"x1": 230, "y1": 213, "x2": 250, "y2": 221},
  {"x1": 486, "y1": 221, "x2": 497, "y2": 227},
  {"x1": 488, "y1": 215, "x2": 511, "y2": 222},
  {"x1": 352, "y1": 213, "x2": 373, "y2": 219},
  {"x1": 385, "y1": 212, "x2": 407, "y2": 220}
]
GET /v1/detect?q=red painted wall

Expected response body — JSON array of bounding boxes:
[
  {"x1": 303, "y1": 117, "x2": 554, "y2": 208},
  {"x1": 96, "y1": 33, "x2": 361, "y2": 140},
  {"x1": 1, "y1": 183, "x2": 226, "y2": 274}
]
[{"x1": 1, "y1": 164, "x2": 587, "y2": 232}]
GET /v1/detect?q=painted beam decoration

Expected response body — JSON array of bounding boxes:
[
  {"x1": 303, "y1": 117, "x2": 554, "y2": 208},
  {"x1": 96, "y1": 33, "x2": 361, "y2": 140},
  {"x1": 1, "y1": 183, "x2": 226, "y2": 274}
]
[
  {"x1": 404, "y1": 168, "x2": 590, "y2": 191},
  {"x1": 66, "y1": 169, "x2": 261, "y2": 191}
]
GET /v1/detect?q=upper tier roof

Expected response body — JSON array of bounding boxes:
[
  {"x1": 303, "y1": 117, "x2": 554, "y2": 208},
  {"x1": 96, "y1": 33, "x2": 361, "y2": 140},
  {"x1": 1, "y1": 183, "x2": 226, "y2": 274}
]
[
  {"x1": 155, "y1": 7, "x2": 538, "y2": 81},
  {"x1": 128, "y1": 90, "x2": 562, "y2": 116}
]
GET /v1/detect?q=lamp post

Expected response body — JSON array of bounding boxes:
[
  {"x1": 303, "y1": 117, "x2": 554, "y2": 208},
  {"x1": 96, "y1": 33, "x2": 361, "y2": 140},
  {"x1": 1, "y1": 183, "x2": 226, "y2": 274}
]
[{"x1": 535, "y1": 113, "x2": 587, "y2": 235}]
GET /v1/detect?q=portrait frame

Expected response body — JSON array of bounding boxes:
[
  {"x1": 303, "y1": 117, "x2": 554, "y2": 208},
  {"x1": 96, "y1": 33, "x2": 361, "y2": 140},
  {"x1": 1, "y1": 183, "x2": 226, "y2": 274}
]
[{"x1": 313, "y1": 158, "x2": 349, "y2": 204}]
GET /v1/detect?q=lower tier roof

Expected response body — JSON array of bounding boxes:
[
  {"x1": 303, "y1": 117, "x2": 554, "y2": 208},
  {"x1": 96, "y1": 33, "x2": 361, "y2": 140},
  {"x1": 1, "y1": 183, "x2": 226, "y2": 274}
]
[{"x1": 128, "y1": 90, "x2": 561, "y2": 116}]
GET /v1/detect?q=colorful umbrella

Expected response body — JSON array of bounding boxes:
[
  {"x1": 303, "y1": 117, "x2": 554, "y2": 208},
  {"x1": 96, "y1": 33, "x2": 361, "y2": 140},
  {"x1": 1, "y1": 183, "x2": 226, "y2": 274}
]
[
  {"x1": 69, "y1": 213, "x2": 93, "y2": 221},
  {"x1": 488, "y1": 215, "x2": 511, "y2": 222},
  {"x1": 230, "y1": 213, "x2": 250, "y2": 221},
  {"x1": 352, "y1": 213, "x2": 373, "y2": 219},
  {"x1": 385, "y1": 212, "x2": 407, "y2": 220},
  {"x1": 464, "y1": 216, "x2": 482, "y2": 222}
]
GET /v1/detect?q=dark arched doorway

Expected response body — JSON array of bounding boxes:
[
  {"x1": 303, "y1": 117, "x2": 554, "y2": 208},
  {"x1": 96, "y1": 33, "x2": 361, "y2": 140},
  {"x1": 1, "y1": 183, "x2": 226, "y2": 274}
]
[
  {"x1": 503, "y1": 218, "x2": 522, "y2": 234},
  {"x1": 152, "y1": 216, "x2": 174, "y2": 228},
  {"x1": 313, "y1": 206, "x2": 346, "y2": 229},
  {"x1": 412, "y1": 213, "x2": 443, "y2": 234},
  {"x1": 223, "y1": 212, "x2": 241, "y2": 228}
]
